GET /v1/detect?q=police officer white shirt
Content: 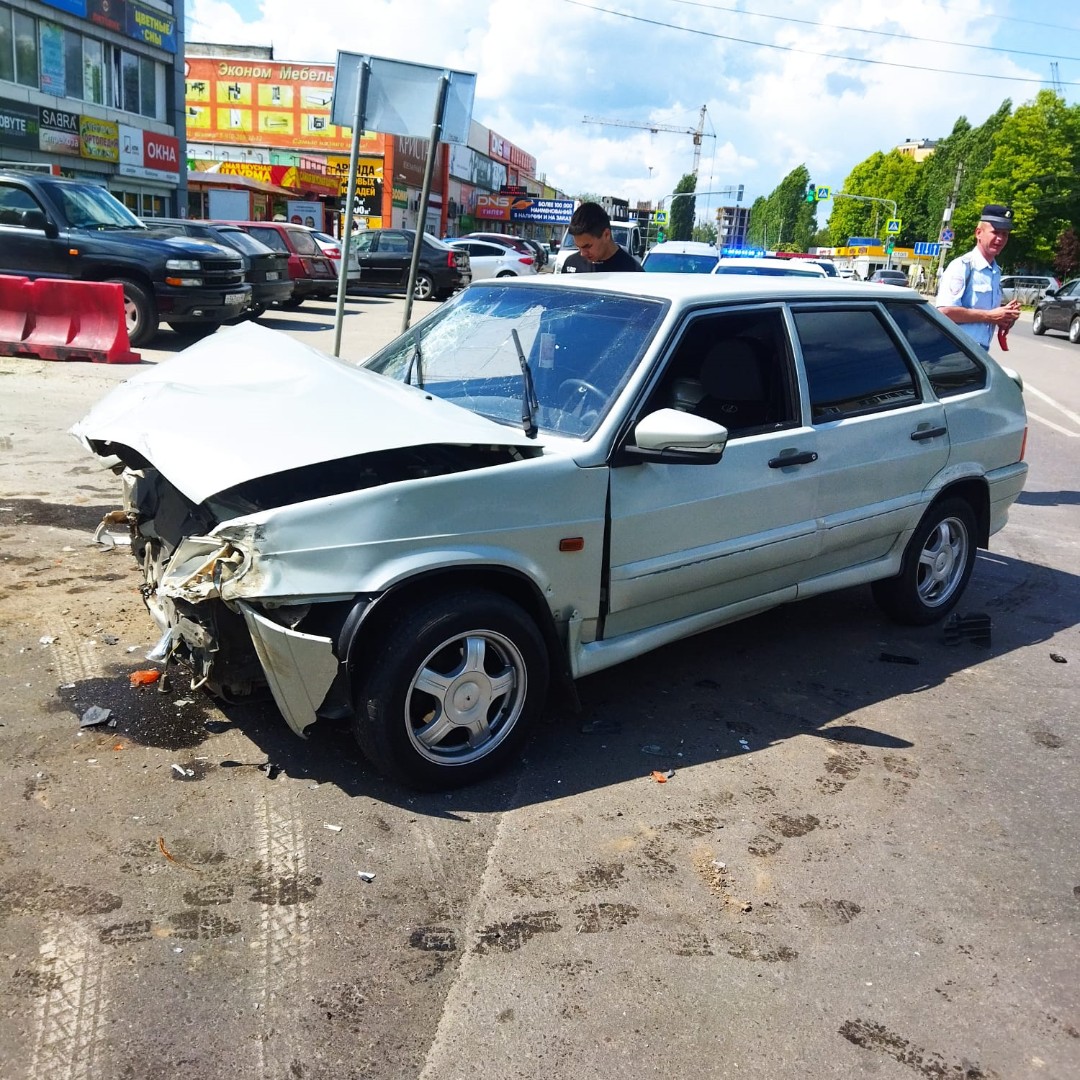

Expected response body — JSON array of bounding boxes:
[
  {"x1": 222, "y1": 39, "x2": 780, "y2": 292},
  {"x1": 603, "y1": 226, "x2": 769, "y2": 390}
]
[{"x1": 936, "y1": 248, "x2": 1001, "y2": 350}]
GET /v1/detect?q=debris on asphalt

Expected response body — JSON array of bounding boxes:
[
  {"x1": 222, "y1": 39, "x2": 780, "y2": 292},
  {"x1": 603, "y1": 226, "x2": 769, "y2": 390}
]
[
  {"x1": 39, "y1": 635, "x2": 55, "y2": 646},
  {"x1": 879, "y1": 652, "x2": 919, "y2": 665},
  {"x1": 220, "y1": 759, "x2": 281, "y2": 779},
  {"x1": 739, "y1": 738, "x2": 751, "y2": 751},
  {"x1": 650, "y1": 770, "x2": 669, "y2": 783},
  {"x1": 943, "y1": 612, "x2": 992, "y2": 647},
  {"x1": 129, "y1": 668, "x2": 161, "y2": 687},
  {"x1": 357, "y1": 871, "x2": 376, "y2": 883},
  {"x1": 171, "y1": 763, "x2": 195, "y2": 778},
  {"x1": 80, "y1": 705, "x2": 112, "y2": 728},
  {"x1": 323, "y1": 823, "x2": 343, "y2": 833},
  {"x1": 1050, "y1": 653, "x2": 1068, "y2": 664}
]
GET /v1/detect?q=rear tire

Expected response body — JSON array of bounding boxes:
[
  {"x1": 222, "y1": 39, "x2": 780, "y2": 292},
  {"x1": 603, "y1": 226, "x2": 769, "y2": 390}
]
[
  {"x1": 413, "y1": 273, "x2": 436, "y2": 301},
  {"x1": 872, "y1": 497, "x2": 978, "y2": 625},
  {"x1": 280, "y1": 296, "x2": 305, "y2": 309},
  {"x1": 353, "y1": 591, "x2": 549, "y2": 790},
  {"x1": 107, "y1": 277, "x2": 156, "y2": 347}
]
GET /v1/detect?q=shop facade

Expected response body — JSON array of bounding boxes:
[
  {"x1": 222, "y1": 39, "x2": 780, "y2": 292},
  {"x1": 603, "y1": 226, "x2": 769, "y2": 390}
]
[{"x1": 0, "y1": 0, "x2": 184, "y2": 212}]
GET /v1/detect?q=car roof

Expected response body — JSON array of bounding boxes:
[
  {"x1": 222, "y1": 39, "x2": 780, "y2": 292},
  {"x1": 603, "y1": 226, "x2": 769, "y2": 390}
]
[
  {"x1": 472, "y1": 273, "x2": 918, "y2": 305},
  {"x1": 646, "y1": 241, "x2": 719, "y2": 255},
  {"x1": 712, "y1": 256, "x2": 828, "y2": 276}
]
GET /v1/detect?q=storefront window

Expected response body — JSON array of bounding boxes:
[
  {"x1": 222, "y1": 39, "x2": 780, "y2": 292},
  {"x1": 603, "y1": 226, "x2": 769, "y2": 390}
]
[
  {"x1": 64, "y1": 27, "x2": 82, "y2": 100},
  {"x1": 83, "y1": 37, "x2": 104, "y2": 104},
  {"x1": 13, "y1": 8, "x2": 37, "y2": 88},
  {"x1": 121, "y1": 50, "x2": 139, "y2": 114},
  {"x1": 0, "y1": 7, "x2": 12, "y2": 85},
  {"x1": 139, "y1": 55, "x2": 155, "y2": 118}
]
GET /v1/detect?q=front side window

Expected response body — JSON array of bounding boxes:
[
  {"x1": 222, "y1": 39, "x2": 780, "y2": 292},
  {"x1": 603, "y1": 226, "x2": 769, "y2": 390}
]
[
  {"x1": 886, "y1": 302, "x2": 986, "y2": 397},
  {"x1": 793, "y1": 307, "x2": 918, "y2": 423}
]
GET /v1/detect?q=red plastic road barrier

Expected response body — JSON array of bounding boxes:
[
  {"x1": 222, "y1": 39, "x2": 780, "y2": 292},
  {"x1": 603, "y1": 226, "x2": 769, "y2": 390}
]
[
  {"x1": 0, "y1": 276, "x2": 141, "y2": 363},
  {"x1": 0, "y1": 275, "x2": 30, "y2": 343}
]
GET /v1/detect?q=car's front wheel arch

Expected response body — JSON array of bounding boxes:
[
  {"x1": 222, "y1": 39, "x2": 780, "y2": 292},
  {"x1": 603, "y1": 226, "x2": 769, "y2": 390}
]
[{"x1": 349, "y1": 579, "x2": 556, "y2": 789}]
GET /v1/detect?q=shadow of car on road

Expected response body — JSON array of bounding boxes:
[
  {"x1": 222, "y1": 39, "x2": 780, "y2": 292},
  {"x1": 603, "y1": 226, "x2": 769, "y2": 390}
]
[{"x1": 90, "y1": 547, "x2": 1074, "y2": 818}]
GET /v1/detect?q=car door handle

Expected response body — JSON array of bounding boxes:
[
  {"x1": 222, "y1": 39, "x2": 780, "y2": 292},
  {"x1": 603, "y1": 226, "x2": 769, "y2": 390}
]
[
  {"x1": 910, "y1": 426, "x2": 947, "y2": 441},
  {"x1": 768, "y1": 451, "x2": 818, "y2": 468}
]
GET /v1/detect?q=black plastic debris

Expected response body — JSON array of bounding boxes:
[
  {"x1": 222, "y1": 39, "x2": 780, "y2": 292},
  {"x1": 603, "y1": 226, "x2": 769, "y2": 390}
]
[
  {"x1": 80, "y1": 705, "x2": 112, "y2": 728},
  {"x1": 220, "y1": 759, "x2": 281, "y2": 779},
  {"x1": 879, "y1": 652, "x2": 919, "y2": 665},
  {"x1": 1050, "y1": 653, "x2": 1068, "y2": 664},
  {"x1": 943, "y1": 612, "x2": 992, "y2": 647}
]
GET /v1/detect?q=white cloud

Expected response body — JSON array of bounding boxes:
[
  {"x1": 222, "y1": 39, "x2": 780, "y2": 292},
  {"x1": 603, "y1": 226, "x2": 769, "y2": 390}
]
[{"x1": 186, "y1": 0, "x2": 1071, "y2": 224}]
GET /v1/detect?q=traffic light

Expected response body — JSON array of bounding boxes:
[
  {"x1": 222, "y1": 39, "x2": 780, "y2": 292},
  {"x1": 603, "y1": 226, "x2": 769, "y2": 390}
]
[
  {"x1": 806, "y1": 182, "x2": 817, "y2": 203},
  {"x1": 657, "y1": 229, "x2": 666, "y2": 243},
  {"x1": 885, "y1": 239, "x2": 895, "y2": 255}
]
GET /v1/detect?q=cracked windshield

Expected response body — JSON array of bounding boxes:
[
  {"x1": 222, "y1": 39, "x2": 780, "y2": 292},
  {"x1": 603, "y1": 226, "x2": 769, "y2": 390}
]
[{"x1": 363, "y1": 284, "x2": 665, "y2": 437}]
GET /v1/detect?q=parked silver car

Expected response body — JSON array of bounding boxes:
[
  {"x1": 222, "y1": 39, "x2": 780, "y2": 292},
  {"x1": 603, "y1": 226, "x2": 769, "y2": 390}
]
[{"x1": 72, "y1": 276, "x2": 1028, "y2": 789}]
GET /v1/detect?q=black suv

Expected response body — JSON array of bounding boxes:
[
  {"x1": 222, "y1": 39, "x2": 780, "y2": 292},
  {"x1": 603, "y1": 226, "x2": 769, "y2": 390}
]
[
  {"x1": 0, "y1": 171, "x2": 250, "y2": 346},
  {"x1": 143, "y1": 218, "x2": 294, "y2": 319},
  {"x1": 351, "y1": 229, "x2": 470, "y2": 300}
]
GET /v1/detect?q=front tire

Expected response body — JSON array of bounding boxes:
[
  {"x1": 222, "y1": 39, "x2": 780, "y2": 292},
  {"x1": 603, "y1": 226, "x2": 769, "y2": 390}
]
[
  {"x1": 354, "y1": 591, "x2": 549, "y2": 789},
  {"x1": 872, "y1": 497, "x2": 978, "y2": 625},
  {"x1": 413, "y1": 273, "x2": 436, "y2": 301},
  {"x1": 1070, "y1": 316, "x2": 1080, "y2": 344},
  {"x1": 107, "y1": 277, "x2": 157, "y2": 347},
  {"x1": 1032, "y1": 309, "x2": 1046, "y2": 335}
]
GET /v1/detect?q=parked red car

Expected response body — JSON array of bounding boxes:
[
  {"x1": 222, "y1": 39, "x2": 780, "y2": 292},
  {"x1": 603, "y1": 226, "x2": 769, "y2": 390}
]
[{"x1": 216, "y1": 221, "x2": 337, "y2": 306}]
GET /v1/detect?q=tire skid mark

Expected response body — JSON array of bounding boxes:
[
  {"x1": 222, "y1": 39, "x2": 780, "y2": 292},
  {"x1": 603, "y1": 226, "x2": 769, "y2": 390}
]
[
  {"x1": 51, "y1": 619, "x2": 106, "y2": 685},
  {"x1": 28, "y1": 917, "x2": 108, "y2": 1080},
  {"x1": 251, "y1": 783, "x2": 313, "y2": 1080}
]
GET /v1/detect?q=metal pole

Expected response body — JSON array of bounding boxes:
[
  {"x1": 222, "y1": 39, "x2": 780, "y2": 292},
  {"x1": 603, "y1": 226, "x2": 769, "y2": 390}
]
[
  {"x1": 401, "y1": 74, "x2": 449, "y2": 335},
  {"x1": 332, "y1": 61, "x2": 369, "y2": 358}
]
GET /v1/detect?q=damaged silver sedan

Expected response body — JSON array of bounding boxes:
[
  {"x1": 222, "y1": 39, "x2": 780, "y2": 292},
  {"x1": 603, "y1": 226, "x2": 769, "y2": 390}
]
[{"x1": 73, "y1": 275, "x2": 1028, "y2": 788}]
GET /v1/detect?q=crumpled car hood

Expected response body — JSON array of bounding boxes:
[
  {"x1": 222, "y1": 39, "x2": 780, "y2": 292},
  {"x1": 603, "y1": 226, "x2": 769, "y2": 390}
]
[{"x1": 71, "y1": 321, "x2": 540, "y2": 506}]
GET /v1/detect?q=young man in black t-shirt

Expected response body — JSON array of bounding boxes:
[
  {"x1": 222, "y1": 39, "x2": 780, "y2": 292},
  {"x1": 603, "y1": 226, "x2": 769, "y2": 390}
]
[{"x1": 563, "y1": 201, "x2": 643, "y2": 273}]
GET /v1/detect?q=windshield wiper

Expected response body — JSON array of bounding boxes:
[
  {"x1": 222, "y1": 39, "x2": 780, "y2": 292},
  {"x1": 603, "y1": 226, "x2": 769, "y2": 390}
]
[
  {"x1": 404, "y1": 328, "x2": 424, "y2": 389},
  {"x1": 511, "y1": 329, "x2": 538, "y2": 439}
]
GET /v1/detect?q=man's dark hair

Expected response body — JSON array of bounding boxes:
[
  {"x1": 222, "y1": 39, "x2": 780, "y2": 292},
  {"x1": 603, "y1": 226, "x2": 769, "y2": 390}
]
[{"x1": 568, "y1": 201, "x2": 611, "y2": 238}]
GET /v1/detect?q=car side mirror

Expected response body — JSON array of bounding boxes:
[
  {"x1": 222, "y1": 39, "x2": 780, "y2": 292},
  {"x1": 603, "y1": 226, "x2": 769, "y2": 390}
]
[
  {"x1": 619, "y1": 408, "x2": 728, "y2": 465},
  {"x1": 1043, "y1": 286, "x2": 1057, "y2": 297}
]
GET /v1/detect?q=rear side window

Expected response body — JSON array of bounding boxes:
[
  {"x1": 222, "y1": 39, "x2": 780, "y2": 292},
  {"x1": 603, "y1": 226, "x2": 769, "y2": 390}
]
[
  {"x1": 885, "y1": 303, "x2": 986, "y2": 397},
  {"x1": 793, "y1": 308, "x2": 919, "y2": 422},
  {"x1": 245, "y1": 226, "x2": 287, "y2": 253}
]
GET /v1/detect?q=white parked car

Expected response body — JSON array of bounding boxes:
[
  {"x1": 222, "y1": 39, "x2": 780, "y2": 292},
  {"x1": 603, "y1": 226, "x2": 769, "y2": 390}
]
[
  {"x1": 712, "y1": 256, "x2": 828, "y2": 278},
  {"x1": 312, "y1": 230, "x2": 361, "y2": 286},
  {"x1": 72, "y1": 275, "x2": 1028, "y2": 790},
  {"x1": 446, "y1": 238, "x2": 537, "y2": 280},
  {"x1": 642, "y1": 240, "x2": 720, "y2": 273}
]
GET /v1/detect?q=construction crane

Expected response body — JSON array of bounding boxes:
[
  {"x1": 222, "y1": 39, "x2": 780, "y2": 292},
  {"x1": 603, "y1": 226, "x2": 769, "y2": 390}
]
[{"x1": 582, "y1": 105, "x2": 714, "y2": 179}]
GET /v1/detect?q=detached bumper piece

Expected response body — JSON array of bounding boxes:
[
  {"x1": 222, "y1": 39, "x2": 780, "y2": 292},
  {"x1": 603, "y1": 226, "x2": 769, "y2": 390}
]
[{"x1": 943, "y1": 612, "x2": 992, "y2": 647}]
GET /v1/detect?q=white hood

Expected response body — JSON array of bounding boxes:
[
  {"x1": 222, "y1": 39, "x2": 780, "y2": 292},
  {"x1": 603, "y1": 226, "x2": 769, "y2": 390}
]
[{"x1": 71, "y1": 322, "x2": 538, "y2": 505}]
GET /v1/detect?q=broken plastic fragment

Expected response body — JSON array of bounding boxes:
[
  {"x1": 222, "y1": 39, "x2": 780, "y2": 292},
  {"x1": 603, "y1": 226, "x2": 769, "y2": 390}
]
[
  {"x1": 1050, "y1": 653, "x2": 1067, "y2": 664},
  {"x1": 323, "y1": 823, "x2": 343, "y2": 833},
  {"x1": 80, "y1": 705, "x2": 112, "y2": 728},
  {"x1": 879, "y1": 652, "x2": 919, "y2": 665},
  {"x1": 39, "y1": 635, "x2": 55, "y2": 646},
  {"x1": 129, "y1": 668, "x2": 161, "y2": 687},
  {"x1": 357, "y1": 872, "x2": 376, "y2": 883},
  {"x1": 171, "y1": 763, "x2": 195, "y2": 778},
  {"x1": 650, "y1": 770, "x2": 668, "y2": 783}
]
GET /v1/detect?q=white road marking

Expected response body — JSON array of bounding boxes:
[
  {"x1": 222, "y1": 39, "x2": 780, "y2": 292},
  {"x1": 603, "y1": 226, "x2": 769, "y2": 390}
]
[
  {"x1": 1026, "y1": 411, "x2": 1080, "y2": 437},
  {"x1": 1024, "y1": 382, "x2": 1080, "y2": 429}
]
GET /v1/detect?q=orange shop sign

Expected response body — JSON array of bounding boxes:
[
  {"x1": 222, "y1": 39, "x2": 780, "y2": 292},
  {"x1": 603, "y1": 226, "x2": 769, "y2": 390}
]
[{"x1": 477, "y1": 193, "x2": 527, "y2": 221}]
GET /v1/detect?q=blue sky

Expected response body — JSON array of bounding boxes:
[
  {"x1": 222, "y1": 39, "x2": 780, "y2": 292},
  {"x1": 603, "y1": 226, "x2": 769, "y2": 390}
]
[{"x1": 186, "y1": 0, "x2": 1080, "y2": 231}]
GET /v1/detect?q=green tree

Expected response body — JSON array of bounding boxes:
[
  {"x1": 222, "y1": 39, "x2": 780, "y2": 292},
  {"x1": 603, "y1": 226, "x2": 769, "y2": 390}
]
[
  {"x1": 826, "y1": 150, "x2": 920, "y2": 247},
  {"x1": 670, "y1": 173, "x2": 697, "y2": 241},
  {"x1": 977, "y1": 90, "x2": 1080, "y2": 268},
  {"x1": 693, "y1": 220, "x2": 718, "y2": 245},
  {"x1": 745, "y1": 165, "x2": 813, "y2": 250}
]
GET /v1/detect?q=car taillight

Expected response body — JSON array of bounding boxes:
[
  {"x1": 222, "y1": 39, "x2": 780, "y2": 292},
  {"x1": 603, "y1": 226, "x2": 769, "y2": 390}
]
[
  {"x1": 519, "y1": 256, "x2": 534, "y2": 265},
  {"x1": 447, "y1": 252, "x2": 457, "y2": 268}
]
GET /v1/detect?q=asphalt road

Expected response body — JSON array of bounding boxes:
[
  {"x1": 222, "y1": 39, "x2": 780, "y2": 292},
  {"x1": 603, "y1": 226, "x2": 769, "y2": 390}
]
[{"x1": 0, "y1": 293, "x2": 1077, "y2": 1080}]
